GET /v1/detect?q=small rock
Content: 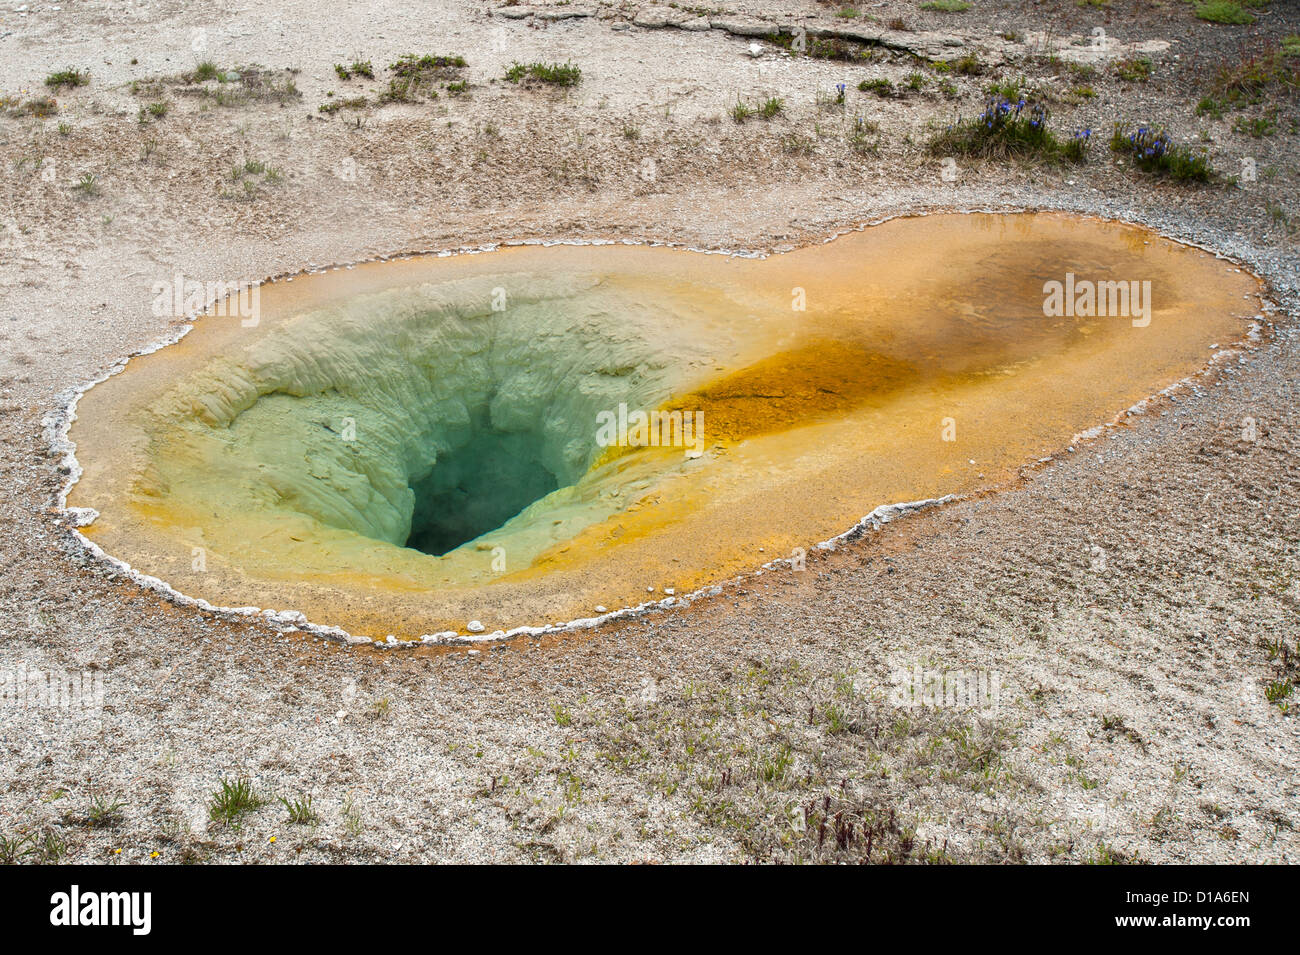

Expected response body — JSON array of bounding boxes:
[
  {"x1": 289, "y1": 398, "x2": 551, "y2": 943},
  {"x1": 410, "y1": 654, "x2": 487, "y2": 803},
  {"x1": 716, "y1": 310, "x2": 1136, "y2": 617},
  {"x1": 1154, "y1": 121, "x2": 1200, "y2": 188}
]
[{"x1": 466, "y1": 620, "x2": 485, "y2": 633}]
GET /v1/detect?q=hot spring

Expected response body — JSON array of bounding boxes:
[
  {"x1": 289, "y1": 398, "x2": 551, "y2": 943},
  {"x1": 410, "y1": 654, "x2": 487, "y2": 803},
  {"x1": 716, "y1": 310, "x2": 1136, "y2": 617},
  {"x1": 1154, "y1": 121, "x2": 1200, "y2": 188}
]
[{"x1": 64, "y1": 213, "x2": 1262, "y2": 640}]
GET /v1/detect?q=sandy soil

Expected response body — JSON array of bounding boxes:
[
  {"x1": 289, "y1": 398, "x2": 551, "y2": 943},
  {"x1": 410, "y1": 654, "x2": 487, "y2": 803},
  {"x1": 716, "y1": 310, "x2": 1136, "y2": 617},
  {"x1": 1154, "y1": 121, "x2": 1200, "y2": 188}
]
[{"x1": 0, "y1": 0, "x2": 1297, "y2": 863}]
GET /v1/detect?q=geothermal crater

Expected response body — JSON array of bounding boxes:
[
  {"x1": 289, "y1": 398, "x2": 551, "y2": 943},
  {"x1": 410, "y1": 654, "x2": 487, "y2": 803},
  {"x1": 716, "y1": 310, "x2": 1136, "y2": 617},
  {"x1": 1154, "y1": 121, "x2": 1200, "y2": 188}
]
[{"x1": 64, "y1": 213, "x2": 1261, "y2": 640}]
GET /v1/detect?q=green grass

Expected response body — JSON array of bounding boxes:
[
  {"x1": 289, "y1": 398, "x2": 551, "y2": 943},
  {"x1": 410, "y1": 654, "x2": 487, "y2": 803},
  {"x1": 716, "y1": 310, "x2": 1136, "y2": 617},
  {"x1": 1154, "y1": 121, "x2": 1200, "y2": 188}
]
[
  {"x1": 551, "y1": 702, "x2": 574, "y2": 726},
  {"x1": 73, "y1": 172, "x2": 100, "y2": 196},
  {"x1": 335, "y1": 59, "x2": 374, "y2": 80},
  {"x1": 848, "y1": 116, "x2": 881, "y2": 154},
  {"x1": 504, "y1": 61, "x2": 581, "y2": 87},
  {"x1": 921, "y1": 0, "x2": 971, "y2": 10},
  {"x1": 85, "y1": 793, "x2": 125, "y2": 828},
  {"x1": 1196, "y1": 95, "x2": 1226, "y2": 118},
  {"x1": 929, "y1": 99, "x2": 1090, "y2": 164},
  {"x1": 278, "y1": 793, "x2": 320, "y2": 825},
  {"x1": 4, "y1": 96, "x2": 58, "y2": 118},
  {"x1": 1194, "y1": 1, "x2": 1256, "y2": 25},
  {"x1": 1109, "y1": 125, "x2": 1214, "y2": 182},
  {"x1": 986, "y1": 77, "x2": 1026, "y2": 101},
  {"x1": 1089, "y1": 843, "x2": 1145, "y2": 864},
  {"x1": 391, "y1": 54, "x2": 466, "y2": 77},
  {"x1": 0, "y1": 827, "x2": 65, "y2": 864},
  {"x1": 177, "y1": 66, "x2": 300, "y2": 106},
  {"x1": 189, "y1": 61, "x2": 221, "y2": 82},
  {"x1": 1268, "y1": 201, "x2": 1300, "y2": 237},
  {"x1": 1115, "y1": 57, "x2": 1153, "y2": 82},
  {"x1": 208, "y1": 777, "x2": 266, "y2": 826},
  {"x1": 36, "y1": 827, "x2": 66, "y2": 863},
  {"x1": 1212, "y1": 45, "x2": 1298, "y2": 107},
  {"x1": 526, "y1": 657, "x2": 1021, "y2": 863},
  {"x1": 318, "y1": 95, "x2": 368, "y2": 114},
  {"x1": 45, "y1": 68, "x2": 89, "y2": 89},
  {"x1": 859, "y1": 73, "x2": 927, "y2": 98},
  {"x1": 781, "y1": 131, "x2": 817, "y2": 155},
  {"x1": 378, "y1": 78, "x2": 421, "y2": 103},
  {"x1": 1284, "y1": 35, "x2": 1300, "y2": 57},
  {"x1": 1264, "y1": 680, "x2": 1293, "y2": 705},
  {"x1": 379, "y1": 55, "x2": 465, "y2": 101},
  {"x1": 0, "y1": 832, "x2": 35, "y2": 864},
  {"x1": 342, "y1": 795, "x2": 363, "y2": 836},
  {"x1": 765, "y1": 32, "x2": 875, "y2": 62},
  {"x1": 1233, "y1": 112, "x2": 1277, "y2": 137},
  {"x1": 730, "y1": 95, "x2": 785, "y2": 122}
]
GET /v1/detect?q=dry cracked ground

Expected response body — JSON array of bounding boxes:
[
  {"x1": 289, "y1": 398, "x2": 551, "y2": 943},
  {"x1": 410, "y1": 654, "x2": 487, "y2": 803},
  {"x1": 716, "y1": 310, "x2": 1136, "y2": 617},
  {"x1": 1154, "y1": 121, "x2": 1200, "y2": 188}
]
[{"x1": 0, "y1": 0, "x2": 1298, "y2": 863}]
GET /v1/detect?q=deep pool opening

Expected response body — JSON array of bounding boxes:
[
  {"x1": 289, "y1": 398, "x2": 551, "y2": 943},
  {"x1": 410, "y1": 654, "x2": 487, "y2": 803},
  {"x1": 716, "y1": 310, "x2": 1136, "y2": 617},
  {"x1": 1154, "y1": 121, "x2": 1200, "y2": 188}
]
[
  {"x1": 404, "y1": 409, "x2": 563, "y2": 556},
  {"x1": 62, "y1": 213, "x2": 1264, "y2": 640}
]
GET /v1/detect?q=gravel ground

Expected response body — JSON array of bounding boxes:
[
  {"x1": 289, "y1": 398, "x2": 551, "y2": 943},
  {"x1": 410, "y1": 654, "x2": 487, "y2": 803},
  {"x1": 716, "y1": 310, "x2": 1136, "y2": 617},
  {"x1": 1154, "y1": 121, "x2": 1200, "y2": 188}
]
[{"x1": 0, "y1": 0, "x2": 1297, "y2": 863}]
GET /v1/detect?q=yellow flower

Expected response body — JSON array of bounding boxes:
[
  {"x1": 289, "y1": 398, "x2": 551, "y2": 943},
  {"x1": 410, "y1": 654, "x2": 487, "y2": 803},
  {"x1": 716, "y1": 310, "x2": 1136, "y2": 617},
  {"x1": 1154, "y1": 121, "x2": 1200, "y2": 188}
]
[
  {"x1": 149, "y1": 851, "x2": 160, "y2": 859},
  {"x1": 269, "y1": 836, "x2": 276, "y2": 843}
]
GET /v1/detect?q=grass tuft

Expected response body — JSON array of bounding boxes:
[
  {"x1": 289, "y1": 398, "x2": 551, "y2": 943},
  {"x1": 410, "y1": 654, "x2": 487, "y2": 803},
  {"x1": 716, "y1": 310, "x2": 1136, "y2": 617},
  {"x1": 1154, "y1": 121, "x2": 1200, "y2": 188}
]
[
  {"x1": 928, "y1": 96, "x2": 1091, "y2": 164},
  {"x1": 73, "y1": 172, "x2": 100, "y2": 197},
  {"x1": 730, "y1": 95, "x2": 785, "y2": 123},
  {"x1": 45, "y1": 68, "x2": 89, "y2": 89},
  {"x1": 504, "y1": 61, "x2": 581, "y2": 87},
  {"x1": 1109, "y1": 125, "x2": 1214, "y2": 182},
  {"x1": 85, "y1": 793, "x2": 124, "y2": 828},
  {"x1": 278, "y1": 793, "x2": 320, "y2": 825},
  {"x1": 208, "y1": 777, "x2": 266, "y2": 826},
  {"x1": 189, "y1": 61, "x2": 221, "y2": 82},
  {"x1": 1115, "y1": 57, "x2": 1153, "y2": 82},
  {"x1": 1194, "y1": 1, "x2": 1256, "y2": 25}
]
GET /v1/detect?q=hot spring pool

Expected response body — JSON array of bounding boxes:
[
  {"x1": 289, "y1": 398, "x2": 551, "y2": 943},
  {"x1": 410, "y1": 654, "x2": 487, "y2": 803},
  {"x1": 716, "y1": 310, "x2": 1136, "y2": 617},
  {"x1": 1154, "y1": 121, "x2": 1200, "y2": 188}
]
[{"x1": 62, "y1": 213, "x2": 1263, "y2": 641}]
